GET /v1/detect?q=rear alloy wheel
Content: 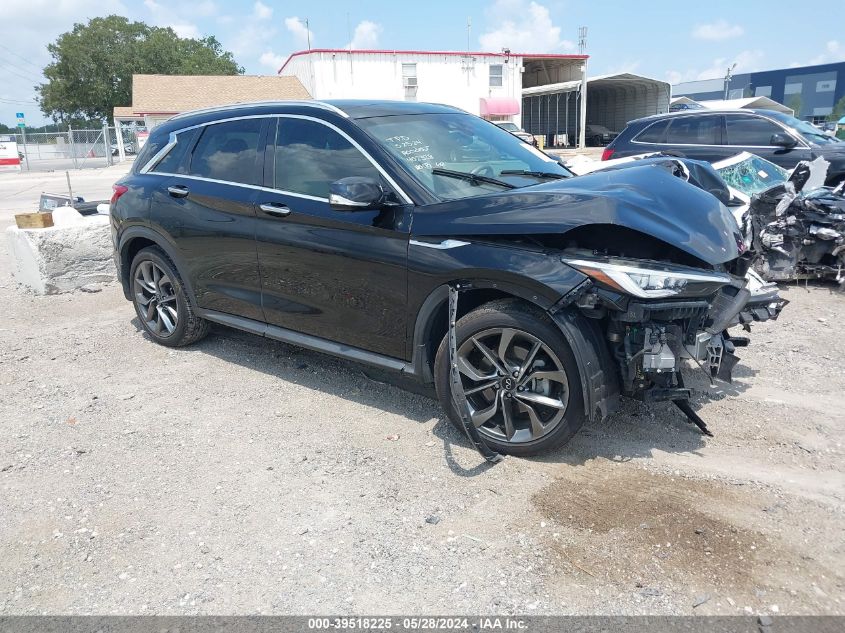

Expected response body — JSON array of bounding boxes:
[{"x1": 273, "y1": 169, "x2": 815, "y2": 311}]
[
  {"x1": 435, "y1": 299, "x2": 585, "y2": 456},
  {"x1": 134, "y1": 260, "x2": 179, "y2": 337},
  {"x1": 129, "y1": 246, "x2": 210, "y2": 347}
]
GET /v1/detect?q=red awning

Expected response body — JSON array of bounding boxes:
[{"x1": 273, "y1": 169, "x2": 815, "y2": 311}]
[{"x1": 479, "y1": 97, "x2": 520, "y2": 117}]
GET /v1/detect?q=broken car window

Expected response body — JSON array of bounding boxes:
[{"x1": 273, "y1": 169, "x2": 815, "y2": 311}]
[{"x1": 716, "y1": 154, "x2": 788, "y2": 195}]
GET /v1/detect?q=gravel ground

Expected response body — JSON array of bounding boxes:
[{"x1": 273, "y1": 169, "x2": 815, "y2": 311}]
[{"x1": 0, "y1": 167, "x2": 843, "y2": 616}]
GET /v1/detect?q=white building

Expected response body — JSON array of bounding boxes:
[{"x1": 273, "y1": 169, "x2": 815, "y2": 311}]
[{"x1": 278, "y1": 48, "x2": 589, "y2": 146}]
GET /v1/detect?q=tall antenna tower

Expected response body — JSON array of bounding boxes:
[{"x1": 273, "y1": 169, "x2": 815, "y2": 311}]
[
  {"x1": 467, "y1": 17, "x2": 472, "y2": 52},
  {"x1": 578, "y1": 26, "x2": 587, "y2": 55}
]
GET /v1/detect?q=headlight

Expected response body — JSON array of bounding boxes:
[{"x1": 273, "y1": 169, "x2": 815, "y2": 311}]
[{"x1": 563, "y1": 257, "x2": 733, "y2": 299}]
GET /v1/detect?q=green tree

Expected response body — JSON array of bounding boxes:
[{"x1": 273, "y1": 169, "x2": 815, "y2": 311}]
[
  {"x1": 37, "y1": 15, "x2": 243, "y2": 122},
  {"x1": 786, "y1": 94, "x2": 803, "y2": 117},
  {"x1": 827, "y1": 95, "x2": 845, "y2": 123}
]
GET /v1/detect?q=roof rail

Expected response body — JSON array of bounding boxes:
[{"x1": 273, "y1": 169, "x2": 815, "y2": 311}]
[{"x1": 169, "y1": 100, "x2": 348, "y2": 120}]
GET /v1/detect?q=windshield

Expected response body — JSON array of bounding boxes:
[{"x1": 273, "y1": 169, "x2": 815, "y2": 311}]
[
  {"x1": 775, "y1": 113, "x2": 843, "y2": 146},
  {"x1": 715, "y1": 153, "x2": 788, "y2": 195},
  {"x1": 358, "y1": 112, "x2": 570, "y2": 200},
  {"x1": 497, "y1": 122, "x2": 519, "y2": 132}
]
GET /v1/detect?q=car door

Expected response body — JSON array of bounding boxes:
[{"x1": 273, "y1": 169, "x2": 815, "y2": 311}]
[
  {"x1": 662, "y1": 114, "x2": 734, "y2": 162},
  {"x1": 254, "y1": 115, "x2": 411, "y2": 359},
  {"x1": 147, "y1": 117, "x2": 268, "y2": 322},
  {"x1": 723, "y1": 113, "x2": 813, "y2": 169}
]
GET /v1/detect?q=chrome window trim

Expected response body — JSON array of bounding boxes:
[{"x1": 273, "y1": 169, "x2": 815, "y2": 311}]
[
  {"x1": 140, "y1": 113, "x2": 413, "y2": 205},
  {"x1": 146, "y1": 172, "x2": 330, "y2": 203},
  {"x1": 139, "y1": 132, "x2": 178, "y2": 174},
  {"x1": 169, "y1": 100, "x2": 349, "y2": 121}
]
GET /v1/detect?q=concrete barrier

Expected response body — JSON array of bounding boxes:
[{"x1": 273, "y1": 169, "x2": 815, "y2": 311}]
[{"x1": 5, "y1": 213, "x2": 116, "y2": 294}]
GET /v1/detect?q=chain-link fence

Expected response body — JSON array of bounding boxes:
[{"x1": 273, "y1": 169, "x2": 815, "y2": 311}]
[{"x1": 14, "y1": 126, "x2": 139, "y2": 172}]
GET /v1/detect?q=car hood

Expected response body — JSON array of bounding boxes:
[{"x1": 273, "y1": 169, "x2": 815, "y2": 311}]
[{"x1": 412, "y1": 164, "x2": 743, "y2": 266}]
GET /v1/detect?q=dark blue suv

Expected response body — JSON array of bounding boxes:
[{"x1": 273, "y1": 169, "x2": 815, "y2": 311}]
[{"x1": 604, "y1": 109, "x2": 845, "y2": 186}]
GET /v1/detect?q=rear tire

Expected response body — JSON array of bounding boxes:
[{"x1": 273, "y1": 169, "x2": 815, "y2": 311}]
[
  {"x1": 129, "y1": 246, "x2": 210, "y2": 347},
  {"x1": 434, "y1": 299, "x2": 585, "y2": 456}
]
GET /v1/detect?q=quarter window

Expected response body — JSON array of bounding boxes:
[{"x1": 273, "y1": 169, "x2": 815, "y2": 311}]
[
  {"x1": 665, "y1": 116, "x2": 720, "y2": 145},
  {"x1": 273, "y1": 118, "x2": 381, "y2": 198},
  {"x1": 635, "y1": 119, "x2": 670, "y2": 143},
  {"x1": 489, "y1": 64, "x2": 503, "y2": 87},
  {"x1": 724, "y1": 115, "x2": 784, "y2": 146},
  {"x1": 151, "y1": 128, "x2": 200, "y2": 174},
  {"x1": 189, "y1": 118, "x2": 263, "y2": 185}
]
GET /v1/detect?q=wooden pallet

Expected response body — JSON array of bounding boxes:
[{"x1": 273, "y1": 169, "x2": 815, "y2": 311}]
[{"x1": 14, "y1": 212, "x2": 54, "y2": 229}]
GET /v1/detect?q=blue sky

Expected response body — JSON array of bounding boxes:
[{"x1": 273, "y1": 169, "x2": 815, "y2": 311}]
[{"x1": 2, "y1": 0, "x2": 843, "y2": 125}]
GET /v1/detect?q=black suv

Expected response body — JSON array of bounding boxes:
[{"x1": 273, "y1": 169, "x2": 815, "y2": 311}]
[
  {"x1": 111, "y1": 100, "x2": 780, "y2": 456},
  {"x1": 605, "y1": 109, "x2": 845, "y2": 185}
]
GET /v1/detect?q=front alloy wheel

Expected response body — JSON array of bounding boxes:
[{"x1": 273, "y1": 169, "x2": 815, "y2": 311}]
[
  {"x1": 435, "y1": 299, "x2": 585, "y2": 456},
  {"x1": 457, "y1": 327, "x2": 569, "y2": 444}
]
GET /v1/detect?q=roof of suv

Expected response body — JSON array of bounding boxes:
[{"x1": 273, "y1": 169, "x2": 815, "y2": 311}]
[
  {"x1": 153, "y1": 99, "x2": 466, "y2": 135},
  {"x1": 629, "y1": 108, "x2": 787, "y2": 126}
]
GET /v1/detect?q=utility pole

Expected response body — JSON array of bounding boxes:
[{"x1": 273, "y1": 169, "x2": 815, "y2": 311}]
[
  {"x1": 723, "y1": 63, "x2": 737, "y2": 100},
  {"x1": 578, "y1": 27, "x2": 588, "y2": 149}
]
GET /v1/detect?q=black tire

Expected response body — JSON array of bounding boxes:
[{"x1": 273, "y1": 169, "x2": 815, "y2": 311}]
[
  {"x1": 129, "y1": 246, "x2": 210, "y2": 347},
  {"x1": 434, "y1": 299, "x2": 585, "y2": 456}
]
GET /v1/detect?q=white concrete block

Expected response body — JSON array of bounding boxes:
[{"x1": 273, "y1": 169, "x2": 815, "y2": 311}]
[{"x1": 5, "y1": 215, "x2": 116, "y2": 295}]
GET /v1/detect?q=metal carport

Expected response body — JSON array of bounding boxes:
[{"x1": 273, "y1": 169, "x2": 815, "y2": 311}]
[{"x1": 586, "y1": 73, "x2": 671, "y2": 135}]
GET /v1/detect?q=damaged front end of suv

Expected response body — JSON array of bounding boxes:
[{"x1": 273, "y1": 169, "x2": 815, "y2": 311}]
[{"x1": 415, "y1": 162, "x2": 786, "y2": 447}]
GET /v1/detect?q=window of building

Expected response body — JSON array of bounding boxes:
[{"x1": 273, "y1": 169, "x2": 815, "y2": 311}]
[
  {"x1": 402, "y1": 63, "x2": 418, "y2": 101},
  {"x1": 273, "y1": 118, "x2": 380, "y2": 199},
  {"x1": 724, "y1": 114, "x2": 784, "y2": 146},
  {"x1": 489, "y1": 64, "x2": 503, "y2": 87},
  {"x1": 189, "y1": 118, "x2": 263, "y2": 185},
  {"x1": 816, "y1": 80, "x2": 836, "y2": 93},
  {"x1": 728, "y1": 88, "x2": 744, "y2": 99},
  {"x1": 665, "y1": 115, "x2": 720, "y2": 145},
  {"x1": 754, "y1": 85, "x2": 772, "y2": 98},
  {"x1": 784, "y1": 82, "x2": 802, "y2": 95},
  {"x1": 635, "y1": 119, "x2": 670, "y2": 143}
]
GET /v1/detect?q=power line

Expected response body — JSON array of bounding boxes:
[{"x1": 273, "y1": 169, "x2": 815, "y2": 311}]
[
  {"x1": 0, "y1": 43, "x2": 44, "y2": 72},
  {"x1": 0, "y1": 63, "x2": 43, "y2": 84}
]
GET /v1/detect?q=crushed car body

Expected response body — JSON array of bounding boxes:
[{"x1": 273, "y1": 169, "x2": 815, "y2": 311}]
[{"x1": 713, "y1": 153, "x2": 845, "y2": 285}]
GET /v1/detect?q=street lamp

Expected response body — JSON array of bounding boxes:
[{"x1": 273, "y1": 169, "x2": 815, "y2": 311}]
[{"x1": 723, "y1": 63, "x2": 737, "y2": 101}]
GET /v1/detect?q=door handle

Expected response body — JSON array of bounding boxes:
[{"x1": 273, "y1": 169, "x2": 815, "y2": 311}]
[
  {"x1": 167, "y1": 185, "x2": 189, "y2": 198},
  {"x1": 259, "y1": 203, "x2": 291, "y2": 217}
]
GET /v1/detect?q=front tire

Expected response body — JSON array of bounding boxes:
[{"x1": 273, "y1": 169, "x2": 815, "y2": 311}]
[
  {"x1": 130, "y1": 246, "x2": 210, "y2": 347},
  {"x1": 434, "y1": 299, "x2": 585, "y2": 456}
]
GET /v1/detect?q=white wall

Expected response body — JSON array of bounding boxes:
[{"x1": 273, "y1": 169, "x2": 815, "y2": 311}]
[{"x1": 281, "y1": 52, "x2": 525, "y2": 126}]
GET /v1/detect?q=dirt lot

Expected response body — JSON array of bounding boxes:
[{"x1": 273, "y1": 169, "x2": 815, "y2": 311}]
[{"x1": 0, "y1": 168, "x2": 843, "y2": 615}]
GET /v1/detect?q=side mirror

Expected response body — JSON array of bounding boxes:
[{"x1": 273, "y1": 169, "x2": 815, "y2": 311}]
[
  {"x1": 770, "y1": 132, "x2": 797, "y2": 148},
  {"x1": 329, "y1": 177, "x2": 385, "y2": 211}
]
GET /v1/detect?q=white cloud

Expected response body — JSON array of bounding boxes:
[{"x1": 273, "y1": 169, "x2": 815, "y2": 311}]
[
  {"x1": 259, "y1": 50, "x2": 285, "y2": 70},
  {"x1": 692, "y1": 20, "x2": 744, "y2": 41},
  {"x1": 792, "y1": 40, "x2": 844, "y2": 67},
  {"x1": 346, "y1": 20, "x2": 382, "y2": 50},
  {"x1": 667, "y1": 49, "x2": 764, "y2": 84},
  {"x1": 284, "y1": 17, "x2": 313, "y2": 48},
  {"x1": 144, "y1": 0, "x2": 201, "y2": 39},
  {"x1": 253, "y1": 1, "x2": 272, "y2": 20},
  {"x1": 479, "y1": 0, "x2": 574, "y2": 53}
]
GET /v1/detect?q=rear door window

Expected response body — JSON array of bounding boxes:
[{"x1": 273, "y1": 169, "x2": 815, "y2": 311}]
[
  {"x1": 635, "y1": 119, "x2": 670, "y2": 143},
  {"x1": 273, "y1": 117, "x2": 381, "y2": 198},
  {"x1": 666, "y1": 115, "x2": 720, "y2": 145},
  {"x1": 724, "y1": 114, "x2": 785, "y2": 146},
  {"x1": 189, "y1": 118, "x2": 263, "y2": 185}
]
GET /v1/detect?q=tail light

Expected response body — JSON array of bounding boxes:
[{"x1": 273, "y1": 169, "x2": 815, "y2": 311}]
[
  {"x1": 601, "y1": 148, "x2": 615, "y2": 161},
  {"x1": 111, "y1": 184, "x2": 128, "y2": 205}
]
